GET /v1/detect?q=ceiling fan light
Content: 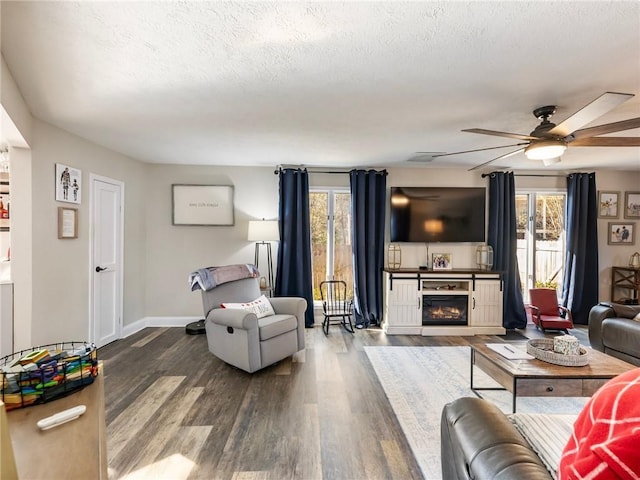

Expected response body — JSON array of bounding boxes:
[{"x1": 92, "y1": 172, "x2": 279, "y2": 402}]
[
  {"x1": 524, "y1": 139, "x2": 567, "y2": 160},
  {"x1": 542, "y1": 156, "x2": 562, "y2": 166}
]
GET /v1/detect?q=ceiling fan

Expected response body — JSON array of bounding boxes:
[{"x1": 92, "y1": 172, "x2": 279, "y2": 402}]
[{"x1": 421, "y1": 92, "x2": 640, "y2": 171}]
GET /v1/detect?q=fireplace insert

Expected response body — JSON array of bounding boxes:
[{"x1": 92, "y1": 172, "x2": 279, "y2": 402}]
[{"x1": 422, "y1": 295, "x2": 468, "y2": 326}]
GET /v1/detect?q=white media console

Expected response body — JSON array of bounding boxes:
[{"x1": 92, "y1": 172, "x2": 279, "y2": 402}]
[{"x1": 383, "y1": 268, "x2": 505, "y2": 336}]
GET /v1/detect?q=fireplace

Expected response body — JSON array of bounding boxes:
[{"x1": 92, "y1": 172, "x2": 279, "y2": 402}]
[{"x1": 422, "y1": 295, "x2": 468, "y2": 326}]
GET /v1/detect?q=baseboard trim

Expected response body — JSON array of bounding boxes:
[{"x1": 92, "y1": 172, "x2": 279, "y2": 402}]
[{"x1": 121, "y1": 316, "x2": 201, "y2": 338}]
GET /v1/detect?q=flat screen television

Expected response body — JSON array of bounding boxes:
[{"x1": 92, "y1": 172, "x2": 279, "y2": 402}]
[{"x1": 390, "y1": 187, "x2": 486, "y2": 243}]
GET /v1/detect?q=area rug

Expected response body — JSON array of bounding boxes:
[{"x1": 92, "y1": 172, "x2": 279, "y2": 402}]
[
  {"x1": 502, "y1": 329, "x2": 529, "y2": 341},
  {"x1": 364, "y1": 346, "x2": 588, "y2": 480}
]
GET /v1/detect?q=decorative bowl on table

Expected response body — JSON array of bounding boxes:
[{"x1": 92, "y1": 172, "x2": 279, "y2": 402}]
[{"x1": 526, "y1": 338, "x2": 589, "y2": 367}]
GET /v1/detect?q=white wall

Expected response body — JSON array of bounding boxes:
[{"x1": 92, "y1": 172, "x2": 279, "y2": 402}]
[
  {"x1": 1, "y1": 55, "x2": 32, "y2": 147},
  {"x1": 29, "y1": 119, "x2": 148, "y2": 344},
  {"x1": 1, "y1": 54, "x2": 33, "y2": 350},
  {"x1": 144, "y1": 164, "x2": 279, "y2": 318}
]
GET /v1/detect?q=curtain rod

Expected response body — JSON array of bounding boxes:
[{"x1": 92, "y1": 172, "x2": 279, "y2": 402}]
[
  {"x1": 273, "y1": 167, "x2": 388, "y2": 175},
  {"x1": 273, "y1": 168, "x2": 350, "y2": 175},
  {"x1": 481, "y1": 173, "x2": 567, "y2": 178}
]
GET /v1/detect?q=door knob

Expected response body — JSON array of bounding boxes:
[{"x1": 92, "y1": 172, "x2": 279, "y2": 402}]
[{"x1": 95, "y1": 266, "x2": 107, "y2": 272}]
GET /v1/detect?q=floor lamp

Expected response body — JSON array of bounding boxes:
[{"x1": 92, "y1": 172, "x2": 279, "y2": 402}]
[{"x1": 248, "y1": 220, "x2": 280, "y2": 294}]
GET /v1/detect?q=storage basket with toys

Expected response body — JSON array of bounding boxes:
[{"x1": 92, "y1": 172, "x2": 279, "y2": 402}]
[{"x1": 1, "y1": 341, "x2": 98, "y2": 410}]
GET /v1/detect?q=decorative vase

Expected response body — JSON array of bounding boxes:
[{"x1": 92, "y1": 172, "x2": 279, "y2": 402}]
[
  {"x1": 630, "y1": 252, "x2": 640, "y2": 268},
  {"x1": 476, "y1": 244, "x2": 494, "y2": 271}
]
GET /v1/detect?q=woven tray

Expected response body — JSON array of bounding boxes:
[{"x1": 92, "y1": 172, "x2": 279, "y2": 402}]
[{"x1": 526, "y1": 338, "x2": 589, "y2": 367}]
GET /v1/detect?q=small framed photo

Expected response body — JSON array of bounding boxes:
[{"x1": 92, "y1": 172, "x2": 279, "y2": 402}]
[
  {"x1": 598, "y1": 191, "x2": 620, "y2": 218},
  {"x1": 55, "y1": 163, "x2": 82, "y2": 204},
  {"x1": 607, "y1": 222, "x2": 635, "y2": 245},
  {"x1": 624, "y1": 192, "x2": 640, "y2": 219},
  {"x1": 432, "y1": 253, "x2": 452, "y2": 270},
  {"x1": 58, "y1": 207, "x2": 78, "y2": 239}
]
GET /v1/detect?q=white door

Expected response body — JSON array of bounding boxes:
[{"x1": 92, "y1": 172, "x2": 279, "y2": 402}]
[{"x1": 90, "y1": 175, "x2": 123, "y2": 347}]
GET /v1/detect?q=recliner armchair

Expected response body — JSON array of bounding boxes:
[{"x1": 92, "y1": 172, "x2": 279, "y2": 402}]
[
  {"x1": 199, "y1": 277, "x2": 307, "y2": 373},
  {"x1": 526, "y1": 288, "x2": 573, "y2": 333}
]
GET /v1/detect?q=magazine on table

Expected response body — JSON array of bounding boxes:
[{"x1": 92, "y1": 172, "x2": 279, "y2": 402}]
[{"x1": 486, "y1": 343, "x2": 534, "y2": 360}]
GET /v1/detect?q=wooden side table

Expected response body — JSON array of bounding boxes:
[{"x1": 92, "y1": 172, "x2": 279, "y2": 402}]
[
  {"x1": 611, "y1": 266, "x2": 640, "y2": 304},
  {"x1": 6, "y1": 365, "x2": 107, "y2": 479}
]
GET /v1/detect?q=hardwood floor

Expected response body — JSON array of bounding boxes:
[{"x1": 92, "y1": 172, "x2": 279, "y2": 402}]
[{"x1": 99, "y1": 322, "x2": 587, "y2": 480}]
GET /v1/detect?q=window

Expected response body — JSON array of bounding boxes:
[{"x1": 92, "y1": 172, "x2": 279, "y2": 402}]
[
  {"x1": 310, "y1": 189, "x2": 353, "y2": 301},
  {"x1": 516, "y1": 192, "x2": 566, "y2": 302}
]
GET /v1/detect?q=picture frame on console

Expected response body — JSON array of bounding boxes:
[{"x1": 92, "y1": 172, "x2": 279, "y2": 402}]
[
  {"x1": 432, "y1": 253, "x2": 452, "y2": 270},
  {"x1": 607, "y1": 222, "x2": 635, "y2": 245},
  {"x1": 598, "y1": 191, "x2": 620, "y2": 218}
]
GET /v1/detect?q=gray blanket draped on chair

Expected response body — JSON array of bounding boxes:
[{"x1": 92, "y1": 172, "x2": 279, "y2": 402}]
[{"x1": 189, "y1": 264, "x2": 259, "y2": 292}]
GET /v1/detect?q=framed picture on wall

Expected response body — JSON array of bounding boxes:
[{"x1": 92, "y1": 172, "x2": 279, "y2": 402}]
[
  {"x1": 55, "y1": 163, "x2": 82, "y2": 204},
  {"x1": 58, "y1": 207, "x2": 78, "y2": 239},
  {"x1": 607, "y1": 222, "x2": 635, "y2": 245},
  {"x1": 172, "y1": 184, "x2": 235, "y2": 226},
  {"x1": 624, "y1": 192, "x2": 640, "y2": 219},
  {"x1": 598, "y1": 191, "x2": 620, "y2": 218}
]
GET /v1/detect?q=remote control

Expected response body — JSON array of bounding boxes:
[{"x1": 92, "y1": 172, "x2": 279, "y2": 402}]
[{"x1": 37, "y1": 405, "x2": 87, "y2": 430}]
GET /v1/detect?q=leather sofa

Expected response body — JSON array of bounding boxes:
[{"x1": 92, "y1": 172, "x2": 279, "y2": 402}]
[
  {"x1": 441, "y1": 397, "x2": 552, "y2": 480},
  {"x1": 588, "y1": 302, "x2": 640, "y2": 366},
  {"x1": 440, "y1": 304, "x2": 640, "y2": 479}
]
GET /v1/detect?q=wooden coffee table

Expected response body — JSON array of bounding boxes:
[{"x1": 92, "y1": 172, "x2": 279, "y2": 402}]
[{"x1": 471, "y1": 343, "x2": 636, "y2": 413}]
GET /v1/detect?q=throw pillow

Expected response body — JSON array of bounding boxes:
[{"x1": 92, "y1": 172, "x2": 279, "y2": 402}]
[
  {"x1": 558, "y1": 367, "x2": 640, "y2": 479},
  {"x1": 633, "y1": 312, "x2": 640, "y2": 322},
  {"x1": 220, "y1": 295, "x2": 275, "y2": 319}
]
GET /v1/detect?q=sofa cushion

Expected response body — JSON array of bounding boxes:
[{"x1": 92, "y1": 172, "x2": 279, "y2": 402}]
[
  {"x1": 221, "y1": 294, "x2": 275, "y2": 319},
  {"x1": 258, "y1": 314, "x2": 297, "y2": 341},
  {"x1": 602, "y1": 318, "x2": 640, "y2": 359},
  {"x1": 441, "y1": 397, "x2": 551, "y2": 479},
  {"x1": 510, "y1": 414, "x2": 577, "y2": 479}
]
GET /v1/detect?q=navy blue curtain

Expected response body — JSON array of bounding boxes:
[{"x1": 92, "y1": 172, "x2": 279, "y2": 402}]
[
  {"x1": 561, "y1": 173, "x2": 598, "y2": 325},
  {"x1": 350, "y1": 169, "x2": 387, "y2": 328},
  {"x1": 487, "y1": 172, "x2": 527, "y2": 329},
  {"x1": 275, "y1": 168, "x2": 315, "y2": 327}
]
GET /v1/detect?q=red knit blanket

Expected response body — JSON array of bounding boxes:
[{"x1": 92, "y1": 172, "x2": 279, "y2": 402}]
[{"x1": 558, "y1": 367, "x2": 640, "y2": 479}]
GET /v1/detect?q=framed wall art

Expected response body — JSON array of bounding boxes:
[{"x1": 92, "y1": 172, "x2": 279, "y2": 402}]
[
  {"x1": 432, "y1": 253, "x2": 452, "y2": 270},
  {"x1": 172, "y1": 184, "x2": 234, "y2": 226},
  {"x1": 598, "y1": 191, "x2": 620, "y2": 218},
  {"x1": 58, "y1": 207, "x2": 78, "y2": 239},
  {"x1": 607, "y1": 222, "x2": 635, "y2": 245},
  {"x1": 624, "y1": 192, "x2": 640, "y2": 219},
  {"x1": 55, "y1": 163, "x2": 82, "y2": 204}
]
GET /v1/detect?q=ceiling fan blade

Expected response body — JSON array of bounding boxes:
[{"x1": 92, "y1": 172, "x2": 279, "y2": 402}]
[
  {"x1": 569, "y1": 117, "x2": 640, "y2": 140},
  {"x1": 549, "y1": 92, "x2": 634, "y2": 137},
  {"x1": 570, "y1": 136, "x2": 640, "y2": 147},
  {"x1": 417, "y1": 143, "x2": 528, "y2": 158},
  {"x1": 462, "y1": 128, "x2": 535, "y2": 141},
  {"x1": 468, "y1": 147, "x2": 525, "y2": 171}
]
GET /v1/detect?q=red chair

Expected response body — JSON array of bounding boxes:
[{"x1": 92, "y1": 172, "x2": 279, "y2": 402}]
[{"x1": 526, "y1": 288, "x2": 573, "y2": 333}]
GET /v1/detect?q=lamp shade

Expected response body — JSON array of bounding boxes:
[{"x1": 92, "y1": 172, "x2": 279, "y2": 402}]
[
  {"x1": 524, "y1": 139, "x2": 567, "y2": 161},
  {"x1": 248, "y1": 220, "x2": 280, "y2": 241}
]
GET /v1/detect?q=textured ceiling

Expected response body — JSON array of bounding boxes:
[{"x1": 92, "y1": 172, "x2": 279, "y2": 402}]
[{"x1": 1, "y1": 1, "x2": 639, "y2": 171}]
